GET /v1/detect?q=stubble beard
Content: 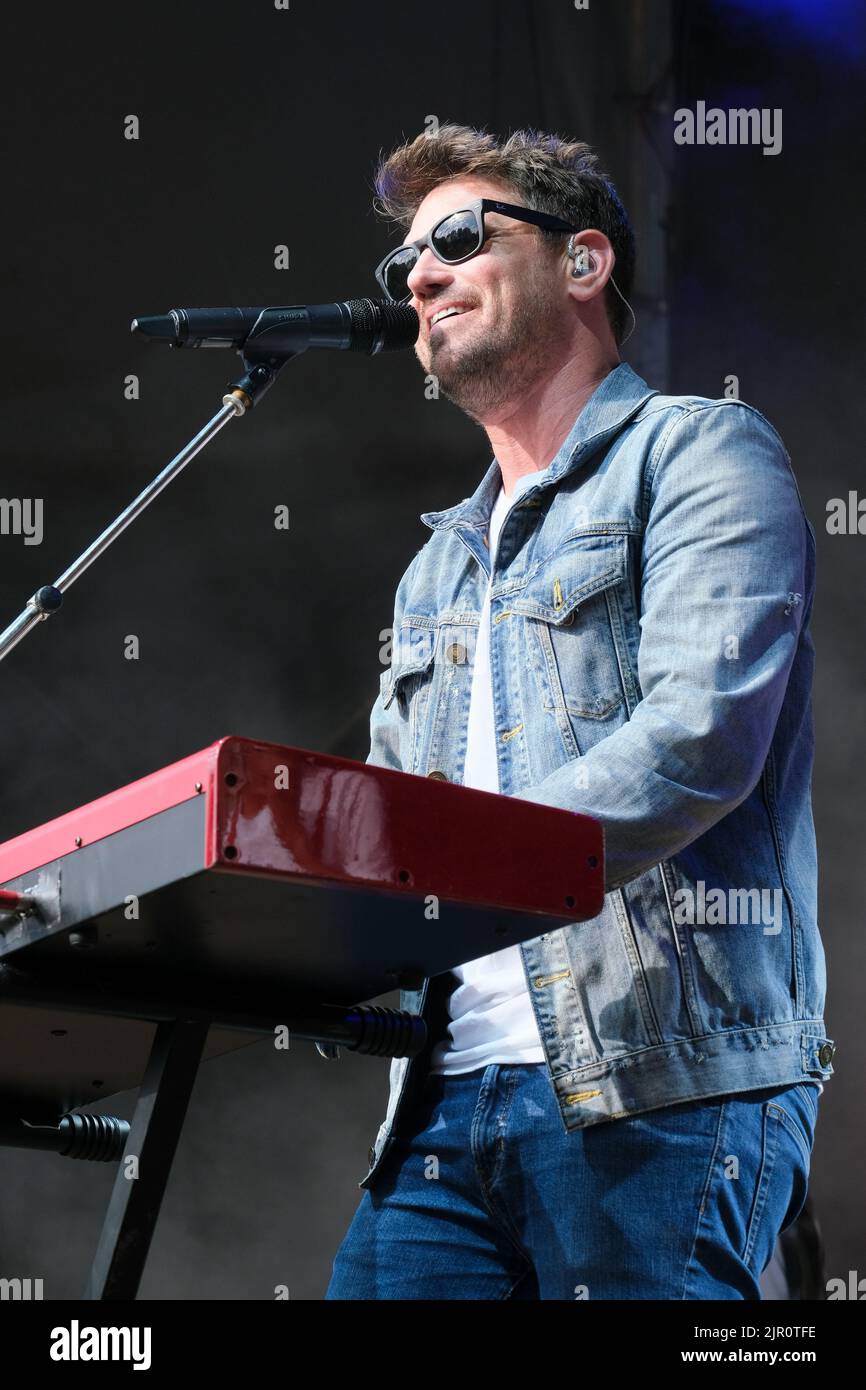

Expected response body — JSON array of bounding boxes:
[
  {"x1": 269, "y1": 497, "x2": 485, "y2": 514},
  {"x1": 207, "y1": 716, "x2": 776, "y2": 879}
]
[{"x1": 425, "y1": 278, "x2": 559, "y2": 423}]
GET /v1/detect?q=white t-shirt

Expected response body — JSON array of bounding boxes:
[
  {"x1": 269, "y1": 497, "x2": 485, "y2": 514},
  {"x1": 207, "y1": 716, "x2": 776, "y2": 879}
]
[{"x1": 429, "y1": 470, "x2": 546, "y2": 1074}]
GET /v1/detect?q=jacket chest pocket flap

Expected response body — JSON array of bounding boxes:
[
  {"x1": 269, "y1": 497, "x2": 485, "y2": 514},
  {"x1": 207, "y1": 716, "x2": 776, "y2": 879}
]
[
  {"x1": 381, "y1": 621, "x2": 437, "y2": 710},
  {"x1": 507, "y1": 532, "x2": 630, "y2": 720}
]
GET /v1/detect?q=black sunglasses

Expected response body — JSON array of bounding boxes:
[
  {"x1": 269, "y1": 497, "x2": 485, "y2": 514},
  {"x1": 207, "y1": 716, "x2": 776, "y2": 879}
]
[{"x1": 374, "y1": 197, "x2": 579, "y2": 304}]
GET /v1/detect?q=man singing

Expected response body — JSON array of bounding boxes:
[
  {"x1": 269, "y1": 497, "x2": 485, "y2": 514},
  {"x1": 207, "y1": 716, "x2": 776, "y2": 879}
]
[{"x1": 326, "y1": 123, "x2": 834, "y2": 1300}]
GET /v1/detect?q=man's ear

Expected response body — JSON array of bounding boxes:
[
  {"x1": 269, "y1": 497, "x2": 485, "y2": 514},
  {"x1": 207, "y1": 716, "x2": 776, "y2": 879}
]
[{"x1": 563, "y1": 229, "x2": 615, "y2": 300}]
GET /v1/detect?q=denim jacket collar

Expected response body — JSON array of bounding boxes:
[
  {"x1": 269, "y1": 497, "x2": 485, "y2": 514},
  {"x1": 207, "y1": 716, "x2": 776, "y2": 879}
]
[{"x1": 419, "y1": 361, "x2": 660, "y2": 534}]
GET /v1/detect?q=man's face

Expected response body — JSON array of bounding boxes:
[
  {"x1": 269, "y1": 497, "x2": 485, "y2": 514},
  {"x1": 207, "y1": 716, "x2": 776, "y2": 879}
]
[{"x1": 402, "y1": 176, "x2": 568, "y2": 421}]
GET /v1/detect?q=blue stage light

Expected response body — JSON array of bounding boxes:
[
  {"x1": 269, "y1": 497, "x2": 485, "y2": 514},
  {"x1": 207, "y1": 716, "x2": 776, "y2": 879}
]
[{"x1": 721, "y1": 0, "x2": 865, "y2": 57}]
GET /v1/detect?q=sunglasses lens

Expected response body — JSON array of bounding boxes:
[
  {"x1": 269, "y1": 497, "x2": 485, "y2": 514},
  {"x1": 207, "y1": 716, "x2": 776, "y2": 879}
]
[
  {"x1": 431, "y1": 209, "x2": 482, "y2": 262},
  {"x1": 383, "y1": 247, "x2": 417, "y2": 302},
  {"x1": 381, "y1": 210, "x2": 482, "y2": 300}
]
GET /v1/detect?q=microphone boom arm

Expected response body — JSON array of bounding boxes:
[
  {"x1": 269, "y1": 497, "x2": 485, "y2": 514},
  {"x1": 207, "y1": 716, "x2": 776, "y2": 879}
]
[
  {"x1": 0, "y1": 295, "x2": 417, "y2": 665},
  {"x1": 0, "y1": 347, "x2": 291, "y2": 665}
]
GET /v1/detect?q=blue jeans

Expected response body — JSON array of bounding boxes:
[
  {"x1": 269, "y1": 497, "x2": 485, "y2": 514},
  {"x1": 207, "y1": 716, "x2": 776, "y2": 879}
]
[{"x1": 326, "y1": 1063, "x2": 819, "y2": 1300}]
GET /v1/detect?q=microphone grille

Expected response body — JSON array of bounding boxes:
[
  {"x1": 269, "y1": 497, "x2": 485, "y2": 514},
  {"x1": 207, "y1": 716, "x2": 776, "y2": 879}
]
[{"x1": 345, "y1": 298, "x2": 419, "y2": 353}]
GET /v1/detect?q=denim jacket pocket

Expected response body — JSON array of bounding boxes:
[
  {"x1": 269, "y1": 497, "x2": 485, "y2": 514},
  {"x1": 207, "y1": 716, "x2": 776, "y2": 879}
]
[
  {"x1": 380, "y1": 620, "x2": 438, "y2": 772},
  {"x1": 380, "y1": 654, "x2": 434, "y2": 714},
  {"x1": 508, "y1": 533, "x2": 631, "y2": 750}
]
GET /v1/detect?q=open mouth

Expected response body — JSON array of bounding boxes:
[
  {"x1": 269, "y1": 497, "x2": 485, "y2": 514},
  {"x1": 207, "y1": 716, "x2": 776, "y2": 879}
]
[{"x1": 429, "y1": 307, "x2": 475, "y2": 333}]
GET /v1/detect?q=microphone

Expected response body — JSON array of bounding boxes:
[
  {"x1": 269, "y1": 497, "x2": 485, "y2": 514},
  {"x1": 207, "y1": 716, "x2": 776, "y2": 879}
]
[{"x1": 130, "y1": 299, "x2": 418, "y2": 355}]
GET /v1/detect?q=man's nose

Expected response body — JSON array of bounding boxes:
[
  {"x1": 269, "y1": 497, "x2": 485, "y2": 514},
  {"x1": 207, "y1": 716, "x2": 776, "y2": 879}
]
[{"x1": 406, "y1": 246, "x2": 454, "y2": 305}]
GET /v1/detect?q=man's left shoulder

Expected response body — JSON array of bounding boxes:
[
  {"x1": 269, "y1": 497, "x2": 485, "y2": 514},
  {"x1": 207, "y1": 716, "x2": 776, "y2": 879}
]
[{"x1": 634, "y1": 389, "x2": 790, "y2": 458}]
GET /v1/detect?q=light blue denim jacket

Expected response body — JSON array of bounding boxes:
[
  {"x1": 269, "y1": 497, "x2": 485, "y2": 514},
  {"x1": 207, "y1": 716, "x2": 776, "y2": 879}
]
[{"x1": 359, "y1": 362, "x2": 834, "y2": 1189}]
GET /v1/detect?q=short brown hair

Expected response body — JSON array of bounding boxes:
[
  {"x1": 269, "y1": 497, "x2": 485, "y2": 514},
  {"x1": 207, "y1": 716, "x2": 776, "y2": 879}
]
[{"x1": 373, "y1": 123, "x2": 636, "y2": 344}]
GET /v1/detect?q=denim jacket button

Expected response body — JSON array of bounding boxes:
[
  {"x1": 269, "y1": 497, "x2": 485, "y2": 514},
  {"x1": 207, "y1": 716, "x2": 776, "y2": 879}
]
[
  {"x1": 445, "y1": 642, "x2": 467, "y2": 664},
  {"x1": 427, "y1": 769, "x2": 449, "y2": 781},
  {"x1": 818, "y1": 1042, "x2": 835, "y2": 1066}
]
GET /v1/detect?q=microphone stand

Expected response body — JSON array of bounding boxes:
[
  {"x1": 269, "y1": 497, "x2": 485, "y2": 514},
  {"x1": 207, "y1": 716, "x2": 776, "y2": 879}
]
[{"x1": 0, "y1": 353, "x2": 285, "y2": 663}]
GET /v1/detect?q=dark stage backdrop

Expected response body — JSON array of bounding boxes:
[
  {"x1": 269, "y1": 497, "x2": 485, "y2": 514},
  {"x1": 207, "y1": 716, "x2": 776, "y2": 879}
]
[{"x1": 0, "y1": 0, "x2": 862, "y2": 1299}]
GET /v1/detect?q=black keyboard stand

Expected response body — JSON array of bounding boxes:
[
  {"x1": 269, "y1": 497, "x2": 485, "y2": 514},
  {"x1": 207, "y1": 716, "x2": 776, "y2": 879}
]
[{"x1": 0, "y1": 993, "x2": 426, "y2": 1299}]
